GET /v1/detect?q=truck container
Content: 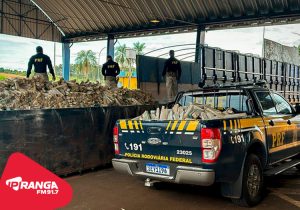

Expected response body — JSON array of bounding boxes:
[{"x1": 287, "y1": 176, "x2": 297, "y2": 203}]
[
  {"x1": 0, "y1": 105, "x2": 155, "y2": 175},
  {"x1": 137, "y1": 45, "x2": 300, "y2": 104}
]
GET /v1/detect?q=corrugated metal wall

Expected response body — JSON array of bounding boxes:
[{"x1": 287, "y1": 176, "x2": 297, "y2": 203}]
[{"x1": 0, "y1": 0, "x2": 62, "y2": 42}]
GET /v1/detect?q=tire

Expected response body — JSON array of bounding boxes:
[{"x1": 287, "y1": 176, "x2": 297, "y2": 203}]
[{"x1": 231, "y1": 154, "x2": 264, "y2": 207}]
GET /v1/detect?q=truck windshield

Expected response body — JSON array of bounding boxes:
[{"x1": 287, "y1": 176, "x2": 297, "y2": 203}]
[{"x1": 178, "y1": 91, "x2": 249, "y2": 113}]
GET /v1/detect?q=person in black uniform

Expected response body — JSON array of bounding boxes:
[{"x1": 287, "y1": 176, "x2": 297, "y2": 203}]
[
  {"x1": 27, "y1": 46, "x2": 56, "y2": 81},
  {"x1": 162, "y1": 50, "x2": 182, "y2": 102},
  {"x1": 102, "y1": 55, "x2": 120, "y2": 88}
]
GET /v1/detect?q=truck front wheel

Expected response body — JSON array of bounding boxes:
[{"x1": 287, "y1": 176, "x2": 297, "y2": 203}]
[{"x1": 232, "y1": 154, "x2": 264, "y2": 207}]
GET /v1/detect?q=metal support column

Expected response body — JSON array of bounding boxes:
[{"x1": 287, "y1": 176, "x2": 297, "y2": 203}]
[
  {"x1": 1, "y1": 0, "x2": 4, "y2": 33},
  {"x1": 62, "y1": 42, "x2": 70, "y2": 81},
  {"x1": 107, "y1": 34, "x2": 115, "y2": 59},
  {"x1": 195, "y1": 26, "x2": 206, "y2": 63}
]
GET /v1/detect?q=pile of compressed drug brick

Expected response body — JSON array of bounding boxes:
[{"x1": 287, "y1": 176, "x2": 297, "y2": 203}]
[
  {"x1": 0, "y1": 77, "x2": 153, "y2": 110},
  {"x1": 134, "y1": 104, "x2": 247, "y2": 120}
]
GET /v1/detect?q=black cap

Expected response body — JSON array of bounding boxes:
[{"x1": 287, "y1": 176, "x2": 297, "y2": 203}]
[
  {"x1": 107, "y1": 55, "x2": 112, "y2": 59},
  {"x1": 36, "y1": 46, "x2": 43, "y2": 53}
]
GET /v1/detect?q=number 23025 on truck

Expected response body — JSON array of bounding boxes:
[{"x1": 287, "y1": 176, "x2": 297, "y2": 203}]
[{"x1": 112, "y1": 81, "x2": 300, "y2": 207}]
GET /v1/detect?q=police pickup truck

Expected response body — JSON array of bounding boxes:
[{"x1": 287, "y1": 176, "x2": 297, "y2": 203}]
[{"x1": 112, "y1": 81, "x2": 300, "y2": 207}]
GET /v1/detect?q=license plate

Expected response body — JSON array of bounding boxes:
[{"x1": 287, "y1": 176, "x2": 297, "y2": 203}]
[{"x1": 145, "y1": 163, "x2": 170, "y2": 175}]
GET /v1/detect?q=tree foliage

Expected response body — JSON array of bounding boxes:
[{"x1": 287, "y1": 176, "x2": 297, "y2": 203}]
[
  {"x1": 75, "y1": 50, "x2": 98, "y2": 77},
  {"x1": 115, "y1": 42, "x2": 146, "y2": 68},
  {"x1": 0, "y1": 68, "x2": 26, "y2": 76},
  {"x1": 133, "y1": 42, "x2": 146, "y2": 55},
  {"x1": 55, "y1": 63, "x2": 102, "y2": 82},
  {"x1": 115, "y1": 44, "x2": 127, "y2": 67}
]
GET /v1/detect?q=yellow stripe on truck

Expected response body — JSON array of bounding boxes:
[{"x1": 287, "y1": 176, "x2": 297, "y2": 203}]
[
  {"x1": 166, "y1": 121, "x2": 172, "y2": 131},
  {"x1": 139, "y1": 121, "x2": 143, "y2": 130},
  {"x1": 234, "y1": 120, "x2": 237, "y2": 130},
  {"x1": 186, "y1": 121, "x2": 199, "y2": 131},
  {"x1": 128, "y1": 120, "x2": 134, "y2": 130},
  {"x1": 120, "y1": 120, "x2": 127, "y2": 130},
  {"x1": 134, "y1": 120, "x2": 139, "y2": 130},
  {"x1": 178, "y1": 121, "x2": 187, "y2": 131},
  {"x1": 171, "y1": 121, "x2": 179, "y2": 131},
  {"x1": 239, "y1": 118, "x2": 264, "y2": 129},
  {"x1": 269, "y1": 141, "x2": 300, "y2": 153},
  {"x1": 229, "y1": 120, "x2": 233, "y2": 129}
]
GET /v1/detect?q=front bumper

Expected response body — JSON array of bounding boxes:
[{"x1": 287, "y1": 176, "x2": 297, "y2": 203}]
[{"x1": 112, "y1": 158, "x2": 215, "y2": 186}]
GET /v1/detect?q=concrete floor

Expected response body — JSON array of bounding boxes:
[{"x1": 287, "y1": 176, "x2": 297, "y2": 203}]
[{"x1": 62, "y1": 168, "x2": 300, "y2": 210}]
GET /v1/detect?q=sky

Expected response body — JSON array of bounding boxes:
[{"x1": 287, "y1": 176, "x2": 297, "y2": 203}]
[{"x1": 0, "y1": 23, "x2": 299, "y2": 71}]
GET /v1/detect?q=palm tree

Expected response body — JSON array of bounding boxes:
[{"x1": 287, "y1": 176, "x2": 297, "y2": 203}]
[
  {"x1": 115, "y1": 44, "x2": 127, "y2": 67},
  {"x1": 75, "y1": 50, "x2": 97, "y2": 78},
  {"x1": 133, "y1": 42, "x2": 146, "y2": 55}
]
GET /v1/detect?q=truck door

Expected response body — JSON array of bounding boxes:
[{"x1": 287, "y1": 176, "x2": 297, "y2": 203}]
[
  {"x1": 270, "y1": 93, "x2": 300, "y2": 160},
  {"x1": 255, "y1": 91, "x2": 297, "y2": 164}
]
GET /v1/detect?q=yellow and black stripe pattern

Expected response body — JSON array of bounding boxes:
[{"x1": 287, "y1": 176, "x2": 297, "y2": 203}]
[
  {"x1": 222, "y1": 117, "x2": 265, "y2": 133},
  {"x1": 223, "y1": 119, "x2": 241, "y2": 133},
  {"x1": 119, "y1": 120, "x2": 144, "y2": 133},
  {"x1": 119, "y1": 120, "x2": 199, "y2": 135},
  {"x1": 165, "y1": 120, "x2": 199, "y2": 135}
]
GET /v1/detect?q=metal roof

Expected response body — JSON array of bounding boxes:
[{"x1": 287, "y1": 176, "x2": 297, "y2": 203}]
[
  {"x1": 0, "y1": 0, "x2": 62, "y2": 42},
  {"x1": 1, "y1": 0, "x2": 300, "y2": 42}
]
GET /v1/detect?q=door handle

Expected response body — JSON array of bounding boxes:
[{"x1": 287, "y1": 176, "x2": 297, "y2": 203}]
[
  {"x1": 269, "y1": 120, "x2": 275, "y2": 126},
  {"x1": 287, "y1": 120, "x2": 292, "y2": 125}
]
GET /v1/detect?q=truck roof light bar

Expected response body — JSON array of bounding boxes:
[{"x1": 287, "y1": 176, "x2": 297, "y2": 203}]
[{"x1": 199, "y1": 80, "x2": 267, "y2": 89}]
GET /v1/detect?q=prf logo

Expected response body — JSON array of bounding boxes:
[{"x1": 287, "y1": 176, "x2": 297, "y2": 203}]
[{"x1": 6, "y1": 176, "x2": 59, "y2": 195}]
